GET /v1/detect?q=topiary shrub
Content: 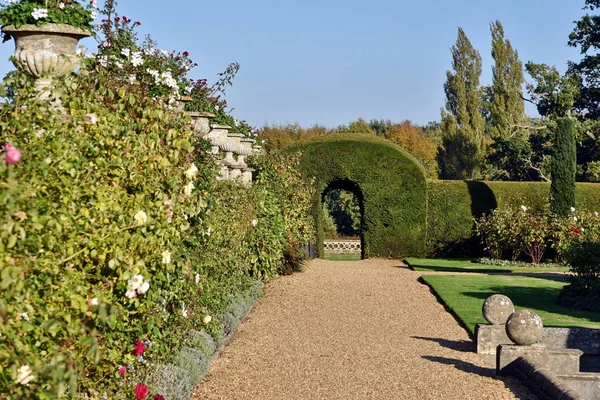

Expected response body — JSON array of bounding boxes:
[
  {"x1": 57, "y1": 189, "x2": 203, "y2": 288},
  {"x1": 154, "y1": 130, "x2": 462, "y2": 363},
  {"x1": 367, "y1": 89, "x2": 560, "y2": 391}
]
[
  {"x1": 287, "y1": 134, "x2": 427, "y2": 258},
  {"x1": 550, "y1": 118, "x2": 577, "y2": 216}
]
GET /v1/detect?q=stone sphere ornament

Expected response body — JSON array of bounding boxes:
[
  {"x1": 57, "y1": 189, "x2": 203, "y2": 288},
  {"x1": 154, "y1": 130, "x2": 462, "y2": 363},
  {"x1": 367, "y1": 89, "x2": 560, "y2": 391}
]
[
  {"x1": 505, "y1": 309, "x2": 544, "y2": 346},
  {"x1": 482, "y1": 294, "x2": 515, "y2": 325}
]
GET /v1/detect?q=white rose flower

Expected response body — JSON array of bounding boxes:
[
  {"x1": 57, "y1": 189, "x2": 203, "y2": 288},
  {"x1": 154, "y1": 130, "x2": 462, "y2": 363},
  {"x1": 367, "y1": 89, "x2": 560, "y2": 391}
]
[
  {"x1": 134, "y1": 210, "x2": 147, "y2": 225},
  {"x1": 125, "y1": 289, "x2": 137, "y2": 299},
  {"x1": 162, "y1": 250, "x2": 171, "y2": 264},
  {"x1": 181, "y1": 303, "x2": 188, "y2": 318},
  {"x1": 570, "y1": 207, "x2": 576, "y2": 212},
  {"x1": 90, "y1": 298, "x2": 99, "y2": 306},
  {"x1": 203, "y1": 315, "x2": 212, "y2": 324},
  {"x1": 574, "y1": 216, "x2": 578, "y2": 222},
  {"x1": 128, "y1": 274, "x2": 144, "y2": 290},
  {"x1": 184, "y1": 164, "x2": 199, "y2": 179},
  {"x1": 251, "y1": 219, "x2": 258, "y2": 227},
  {"x1": 520, "y1": 205, "x2": 527, "y2": 212},
  {"x1": 137, "y1": 281, "x2": 150, "y2": 295},
  {"x1": 595, "y1": 211, "x2": 599, "y2": 217},
  {"x1": 20, "y1": 312, "x2": 29, "y2": 321},
  {"x1": 16, "y1": 365, "x2": 35, "y2": 385},
  {"x1": 184, "y1": 181, "x2": 194, "y2": 196},
  {"x1": 195, "y1": 273, "x2": 200, "y2": 284}
]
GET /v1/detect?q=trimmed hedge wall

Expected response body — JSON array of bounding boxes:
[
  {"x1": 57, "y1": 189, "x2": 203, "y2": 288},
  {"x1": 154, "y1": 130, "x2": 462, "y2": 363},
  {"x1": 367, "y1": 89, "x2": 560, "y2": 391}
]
[
  {"x1": 427, "y1": 180, "x2": 600, "y2": 256},
  {"x1": 287, "y1": 134, "x2": 427, "y2": 258}
]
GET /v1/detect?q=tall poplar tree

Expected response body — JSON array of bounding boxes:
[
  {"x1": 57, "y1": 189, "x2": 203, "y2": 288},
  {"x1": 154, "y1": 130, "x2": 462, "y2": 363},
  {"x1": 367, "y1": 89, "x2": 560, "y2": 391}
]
[
  {"x1": 489, "y1": 20, "x2": 526, "y2": 140},
  {"x1": 439, "y1": 28, "x2": 486, "y2": 179},
  {"x1": 486, "y1": 21, "x2": 531, "y2": 180}
]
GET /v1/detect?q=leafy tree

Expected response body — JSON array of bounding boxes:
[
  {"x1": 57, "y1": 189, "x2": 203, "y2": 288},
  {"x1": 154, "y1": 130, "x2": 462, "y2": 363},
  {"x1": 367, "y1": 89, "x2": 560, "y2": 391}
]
[
  {"x1": 384, "y1": 121, "x2": 439, "y2": 178},
  {"x1": 569, "y1": 0, "x2": 600, "y2": 119},
  {"x1": 368, "y1": 118, "x2": 394, "y2": 136},
  {"x1": 336, "y1": 118, "x2": 376, "y2": 134},
  {"x1": 439, "y1": 28, "x2": 487, "y2": 179},
  {"x1": 567, "y1": 0, "x2": 600, "y2": 179},
  {"x1": 257, "y1": 123, "x2": 329, "y2": 150}
]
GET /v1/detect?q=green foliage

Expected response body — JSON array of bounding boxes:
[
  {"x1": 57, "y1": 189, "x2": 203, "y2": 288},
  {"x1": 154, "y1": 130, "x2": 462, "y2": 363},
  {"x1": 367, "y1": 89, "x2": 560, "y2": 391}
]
[
  {"x1": 0, "y1": 50, "x2": 313, "y2": 400},
  {"x1": 551, "y1": 118, "x2": 577, "y2": 216},
  {"x1": 249, "y1": 151, "x2": 315, "y2": 274},
  {"x1": 287, "y1": 134, "x2": 427, "y2": 258},
  {"x1": 0, "y1": 0, "x2": 94, "y2": 39},
  {"x1": 439, "y1": 27, "x2": 487, "y2": 180},
  {"x1": 558, "y1": 240, "x2": 600, "y2": 313}
]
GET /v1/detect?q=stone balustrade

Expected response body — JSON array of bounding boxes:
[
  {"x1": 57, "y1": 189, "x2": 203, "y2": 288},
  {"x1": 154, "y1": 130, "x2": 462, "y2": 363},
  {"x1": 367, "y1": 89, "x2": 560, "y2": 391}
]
[
  {"x1": 185, "y1": 111, "x2": 260, "y2": 184},
  {"x1": 323, "y1": 239, "x2": 361, "y2": 254}
]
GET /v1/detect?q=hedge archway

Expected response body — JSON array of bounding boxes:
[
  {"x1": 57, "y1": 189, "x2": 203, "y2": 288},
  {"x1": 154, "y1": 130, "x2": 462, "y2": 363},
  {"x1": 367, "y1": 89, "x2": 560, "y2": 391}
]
[{"x1": 286, "y1": 134, "x2": 427, "y2": 258}]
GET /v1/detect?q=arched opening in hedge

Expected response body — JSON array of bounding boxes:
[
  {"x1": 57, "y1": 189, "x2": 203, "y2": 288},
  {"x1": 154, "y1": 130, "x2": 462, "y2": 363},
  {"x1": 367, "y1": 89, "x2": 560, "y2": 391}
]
[
  {"x1": 322, "y1": 179, "x2": 365, "y2": 257},
  {"x1": 286, "y1": 134, "x2": 427, "y2": 258}
]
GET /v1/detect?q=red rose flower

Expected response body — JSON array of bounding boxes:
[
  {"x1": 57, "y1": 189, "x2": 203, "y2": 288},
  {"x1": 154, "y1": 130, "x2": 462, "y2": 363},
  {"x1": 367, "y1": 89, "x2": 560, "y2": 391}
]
[
  {"x1": 134, "y1": 383, "x2": 149, "y2": 399},
  {"x1": 133, "y1": 340, "x2": 146, "y2": 356},
  {"x1": 154, "y1": 395, "x2": 166, "y2": 400},
  {"x1": 118, "y1": 365, "x2": 126, "y2": 376}
]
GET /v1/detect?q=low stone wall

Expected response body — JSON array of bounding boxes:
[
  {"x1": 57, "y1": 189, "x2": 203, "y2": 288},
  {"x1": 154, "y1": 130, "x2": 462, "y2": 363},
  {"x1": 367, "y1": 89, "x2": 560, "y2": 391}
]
[{"x1": 476, "y1": 324, "x2": 600, "y2": 355}]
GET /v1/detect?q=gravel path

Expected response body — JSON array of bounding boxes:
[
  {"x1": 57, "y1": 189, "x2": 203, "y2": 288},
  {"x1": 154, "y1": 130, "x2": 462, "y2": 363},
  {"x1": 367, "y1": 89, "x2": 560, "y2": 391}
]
[{"x1": 192, "y1": 259, "x2": 536, "y2": 399}]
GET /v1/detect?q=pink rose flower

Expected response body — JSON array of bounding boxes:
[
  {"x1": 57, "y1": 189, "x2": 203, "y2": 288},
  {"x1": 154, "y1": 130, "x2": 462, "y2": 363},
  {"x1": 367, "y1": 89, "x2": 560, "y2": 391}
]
[
  {"x1": 134, "y1": 383, "x2": 149, "y2": 399},
  {"x1": 4, "y1": 143, "x2": 22, "y2": 164},
  {"x1": 118, "y1": 366, "x2": 126, "y2": 376},
  {"x1": 132, "y1": 340, "x2": 146, "y2": 356}
]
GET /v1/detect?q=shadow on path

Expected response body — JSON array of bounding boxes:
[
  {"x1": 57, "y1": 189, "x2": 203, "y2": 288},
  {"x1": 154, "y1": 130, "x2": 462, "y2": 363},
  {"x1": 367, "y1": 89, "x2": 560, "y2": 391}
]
[
  {"x1": 412, "y1": 336, "x2": 474, "y2": 353},
  {"x1": 422, "y1": 355, "x2": 536, "y2": 398}
]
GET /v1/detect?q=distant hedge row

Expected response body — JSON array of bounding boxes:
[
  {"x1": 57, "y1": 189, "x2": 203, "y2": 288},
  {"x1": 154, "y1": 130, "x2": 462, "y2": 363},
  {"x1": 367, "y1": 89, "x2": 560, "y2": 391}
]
[
  {"x1": 426, "y1": 180, "x2": 600, "y2": 256},
  {"x1": 288, "y1": 134, "x2": 427, "y2": 258}
]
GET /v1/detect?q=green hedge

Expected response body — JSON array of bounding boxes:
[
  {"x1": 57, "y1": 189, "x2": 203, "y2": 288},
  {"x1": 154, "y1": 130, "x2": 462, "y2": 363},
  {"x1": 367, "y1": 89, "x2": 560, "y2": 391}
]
[
  {"x1": 426, "y1": 180, "x2": 600, "y2": 256},
  {"x1": 287, "y1": 134, "x2": 427, "y2": 258}
]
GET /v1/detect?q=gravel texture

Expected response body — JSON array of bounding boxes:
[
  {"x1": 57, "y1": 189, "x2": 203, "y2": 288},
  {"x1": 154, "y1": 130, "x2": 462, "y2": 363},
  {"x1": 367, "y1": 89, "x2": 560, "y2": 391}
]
[{"x1": 192, "y1": 259, "x2": 536, "y2": 399}]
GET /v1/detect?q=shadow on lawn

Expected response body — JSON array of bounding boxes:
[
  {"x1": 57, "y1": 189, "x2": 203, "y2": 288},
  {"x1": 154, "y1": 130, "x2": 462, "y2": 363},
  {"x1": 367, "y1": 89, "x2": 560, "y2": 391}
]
[
  {"x1": 462, "y1": 283, "x2": 600, "y2": 325},
  {"x1": 412, "y1": 336, "x2": 473, "y2": 353}
]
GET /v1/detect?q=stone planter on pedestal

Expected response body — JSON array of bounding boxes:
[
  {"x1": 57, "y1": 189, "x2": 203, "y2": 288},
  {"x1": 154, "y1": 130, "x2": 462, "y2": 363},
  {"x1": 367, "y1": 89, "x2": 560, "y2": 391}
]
[
  {"x1": 237, "y1": 138, "x2": 254, "y2": 168},
  {"x1": 2, "y1": 24, "x2": 91, "y2": 93},
  {"x1": 205, "y1": 124, "x2": 231, "y2": 154},
  {"x1": 186, "y1": 112, "x2": 215, "y2": 137}
]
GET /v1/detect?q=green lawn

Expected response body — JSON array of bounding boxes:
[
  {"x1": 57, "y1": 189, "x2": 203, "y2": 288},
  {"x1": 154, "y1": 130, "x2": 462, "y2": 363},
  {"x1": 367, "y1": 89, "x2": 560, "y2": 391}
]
[
  {"x1": 421, "y1": 274, "x2": 600, "y2": 335},
  {"x1": 323, "y1": 253, "x2": 361, "y2": 261},
  {"x1": 406, "y1": 257, "x2": 569, "y2": 273}
]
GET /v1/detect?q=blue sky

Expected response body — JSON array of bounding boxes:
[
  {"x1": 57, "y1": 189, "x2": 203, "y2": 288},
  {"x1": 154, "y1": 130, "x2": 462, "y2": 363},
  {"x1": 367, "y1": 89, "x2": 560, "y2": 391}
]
[{"x1": 0, "y1": 0, "x2": 589, "y2": 128}]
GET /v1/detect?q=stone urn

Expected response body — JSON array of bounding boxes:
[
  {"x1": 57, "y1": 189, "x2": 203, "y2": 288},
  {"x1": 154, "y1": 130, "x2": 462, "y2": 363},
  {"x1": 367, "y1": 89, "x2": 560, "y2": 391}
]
[
  {"x1": 185, "y1": 111, "x2": 215, "y2": 136},
  {"x1": 237, "y1": 138, "x2": 254, "y2": 167},
  {"x1": 2, "y1": 24, "x2": 91, "y2": 85}
]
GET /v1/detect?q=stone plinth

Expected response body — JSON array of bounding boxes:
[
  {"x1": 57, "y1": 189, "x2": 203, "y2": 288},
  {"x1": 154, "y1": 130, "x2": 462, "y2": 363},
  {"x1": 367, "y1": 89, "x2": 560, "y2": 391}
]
[{"x1": 475, "y1": 324, "x2": 512, "y2": 355}]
